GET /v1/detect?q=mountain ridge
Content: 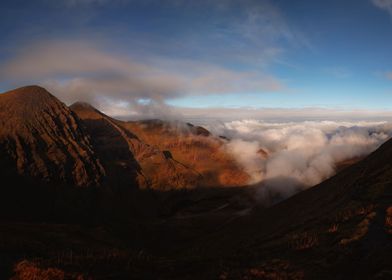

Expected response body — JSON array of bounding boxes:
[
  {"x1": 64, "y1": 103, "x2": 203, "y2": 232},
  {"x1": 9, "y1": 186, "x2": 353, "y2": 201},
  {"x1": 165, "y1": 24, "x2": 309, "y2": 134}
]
[
  {"x1": 0, "y1": 85, "x2": 105, "y2": 186},
  {"x1": 70, "y1": 100, "x2": 203, "y2": 190},
  {"x1": 0, "y1": 86, "x2": 248, "y2": 190}
]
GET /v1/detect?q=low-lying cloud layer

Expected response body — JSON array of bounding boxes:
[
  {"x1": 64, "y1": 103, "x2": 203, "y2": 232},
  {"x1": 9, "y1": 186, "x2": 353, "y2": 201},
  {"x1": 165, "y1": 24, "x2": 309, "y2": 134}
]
[{"x1": 206, "y1": 120, "x2": 392, "y2": 205}]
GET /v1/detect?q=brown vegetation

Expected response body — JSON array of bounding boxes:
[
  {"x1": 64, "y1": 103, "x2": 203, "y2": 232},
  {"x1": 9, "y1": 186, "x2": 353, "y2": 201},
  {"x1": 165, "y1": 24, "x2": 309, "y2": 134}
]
[
  {"x1": 327, "y1": 223, "x2": 339, "y2": 233},
  {"x1": 123, "y1": 119, "x2": 250, "y2": 187},
  {"x1": 71, "y1": 102, "x2": 249, "y2": 190},
  {"x1": 220, "y1": 260, "x2": 304, "y2": 280},
  {"x1": 11, "y1": 260, "x2": 66, "y2": 280},
  {"x1": 340, "y1": 211, "x2": 376, "y2": 245},
  {"x1": 385, "y1": 206, "x2": 392, "y2": 234},
  {"x1": 287, "y1": 232, "x2": 319, "y2": 250}
]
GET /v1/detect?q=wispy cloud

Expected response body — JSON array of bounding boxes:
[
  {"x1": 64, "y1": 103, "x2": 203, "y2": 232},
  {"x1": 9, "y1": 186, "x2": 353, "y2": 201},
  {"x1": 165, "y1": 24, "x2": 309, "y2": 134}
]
[
  {"x1": 386, "y1": 72, "x2": 392, "y2": 80},
  {"x1": 59, "y1": 0, "x2": 129, "y2": 7},
  {"x1": 0, "y1": 0, "x2": 312, "y2": 112},
  {"x1": 371, "y1": 0, "x2": 392, "y2": 16},
  {"x1": 0, "y1": 40, "x2": 284, "y2": 106},
  {"x1": 51, "y1": 0, "x2": 309, "y2": 67},
  {"x1": 104, "y1": 104, "x2": 392, "y2": 124},
  {"x1": 166, "y1": 107, "x2": 392, "y2": 123},
  {"x1": 323, "y1": 67, "x2": 352, "y2": 79}
]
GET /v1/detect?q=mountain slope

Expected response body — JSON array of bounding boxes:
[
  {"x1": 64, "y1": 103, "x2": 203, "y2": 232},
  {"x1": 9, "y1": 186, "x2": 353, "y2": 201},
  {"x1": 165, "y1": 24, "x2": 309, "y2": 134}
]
[
  {"x1": 3, "y1": 134, "x2": 391, "y2": 279},
  {"x1": 70, "y1": 102, "x2": 202, "y2": 190},
  {"x1": 123, "y1": 119, "x2": 250, "y2": 187},
  {"x1": 0, "y1": 86, "x2": 105, "y2": 186},
  {"x1": 119, "y1": 134, "x2": 392, "y2": 279},
  {"x1": 189, "y1": 132, "x2": 392, "y2": 279},
  {"x1": 0, "y1": 85, "x2": 248, "y2": 190}
]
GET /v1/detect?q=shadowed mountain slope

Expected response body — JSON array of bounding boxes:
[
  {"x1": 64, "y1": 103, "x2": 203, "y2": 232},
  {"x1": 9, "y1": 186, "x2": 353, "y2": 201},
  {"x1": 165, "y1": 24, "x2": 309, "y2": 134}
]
[
  {"x1": 70, "y1": 102, "x2": 202, "y2": 190},
  {"x1": 188, "y1": 133, "x2": 392, "y2": 279},
  {"x1": 0, "y1": 86, "x2": 105, "y2": 186},
  {"x1": 1, "y1": 136, "x2": 391, "y2": 279}
]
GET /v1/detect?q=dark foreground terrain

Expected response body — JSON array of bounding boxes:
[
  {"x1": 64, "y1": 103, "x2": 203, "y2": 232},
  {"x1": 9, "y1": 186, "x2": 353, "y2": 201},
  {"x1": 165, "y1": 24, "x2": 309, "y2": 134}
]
[
  {"x1": 2, "y1": 149, "x2": 392, "y2": 279},
  {"x1": 2, "y1": 146, "x2": 392, "y2": 280},
  {"x1": 1, "y1": 86, "x2": 392, "y2": 279}
]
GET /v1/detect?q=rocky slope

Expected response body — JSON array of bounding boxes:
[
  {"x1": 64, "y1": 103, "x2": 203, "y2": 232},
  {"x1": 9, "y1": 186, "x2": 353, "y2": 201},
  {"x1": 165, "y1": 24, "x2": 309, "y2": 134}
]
[
  {"x1": 123, "y1": 119, "x2": 250, "y2": 187},
  {"x1": 70, "y1": 101, "x2": 250, "y2": 189},
  {"x1": 70, "y1": 102, "x2": 202, "y2": 190},
  {"x1": 0, "y1": 85, "x2": 248, "y2": 190},
  {"x1": 0, "y1": 86, "x2": 105, "y2": 186}
]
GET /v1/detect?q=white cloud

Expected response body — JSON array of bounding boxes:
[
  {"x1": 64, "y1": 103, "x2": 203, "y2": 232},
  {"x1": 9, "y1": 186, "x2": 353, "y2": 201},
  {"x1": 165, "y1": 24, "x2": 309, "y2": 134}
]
[
  {"x1": 0, "y1": 40, "x2": 284, "y2": 107},
  {"x1": 0, "y1": 0, "x2": 307, "y2": 104},
  {"x1": 167, "y1": 107, "x2": 392, "y2": 124},
  {"x1": 206, "y1": 120, "x2": 392, "y2": 204},
  {"x1": 372, "y1": 0, "x2": 392, "y2": 16},
  {"x1": 225, "y1": 139, "x2": 264, "y2": 184}
]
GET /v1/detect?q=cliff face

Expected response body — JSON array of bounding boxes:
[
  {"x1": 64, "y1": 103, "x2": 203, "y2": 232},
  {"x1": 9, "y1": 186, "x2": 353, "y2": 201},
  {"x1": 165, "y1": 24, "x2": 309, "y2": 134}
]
[{"x1": 0, "y1": 86, "x2": 105, "y2": 187}]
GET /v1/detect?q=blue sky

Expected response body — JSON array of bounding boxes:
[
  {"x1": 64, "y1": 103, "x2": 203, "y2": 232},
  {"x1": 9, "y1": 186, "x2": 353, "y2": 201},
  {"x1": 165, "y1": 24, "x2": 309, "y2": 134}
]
[{"x1": 1, "y1": 0, "x2": 392, "y2": 115}]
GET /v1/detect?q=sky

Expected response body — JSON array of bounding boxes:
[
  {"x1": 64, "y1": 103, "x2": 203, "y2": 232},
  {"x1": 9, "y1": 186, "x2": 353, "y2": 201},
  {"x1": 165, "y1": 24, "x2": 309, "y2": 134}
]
[{"x1": 1, "y1": 0, "x2": 392, "y2": 119}]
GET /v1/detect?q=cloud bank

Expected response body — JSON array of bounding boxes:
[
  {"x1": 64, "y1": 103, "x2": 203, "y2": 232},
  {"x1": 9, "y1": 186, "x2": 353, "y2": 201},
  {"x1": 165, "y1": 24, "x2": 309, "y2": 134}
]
[{"x1": 206, "y1": 120, "x2": 392, "y2": 205}]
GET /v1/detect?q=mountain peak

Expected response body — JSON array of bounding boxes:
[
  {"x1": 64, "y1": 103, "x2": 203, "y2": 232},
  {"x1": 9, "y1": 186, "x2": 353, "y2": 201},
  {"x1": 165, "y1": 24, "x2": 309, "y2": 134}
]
[
  {"x1": 0, "y1": 86, "x2": 105, "y2": 186},
  {"x1": 70, "y1": 101, "x2": 107, "y2": 120},
  {"x1": 70, "y1": 101, "x2": 95, "y2": 109},
  {"x1": 0, "y1": 85, "x2": 63, "y2": 117},
  {"x1": 1, "y1": 85, "x2": 55, "y2": 100}
]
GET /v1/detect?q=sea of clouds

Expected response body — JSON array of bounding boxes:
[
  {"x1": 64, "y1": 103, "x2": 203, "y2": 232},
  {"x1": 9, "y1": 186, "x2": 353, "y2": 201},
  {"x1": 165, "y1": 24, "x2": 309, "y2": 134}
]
[{"x1": 204, "y1": 120, "x2": 392, "y2": 205}]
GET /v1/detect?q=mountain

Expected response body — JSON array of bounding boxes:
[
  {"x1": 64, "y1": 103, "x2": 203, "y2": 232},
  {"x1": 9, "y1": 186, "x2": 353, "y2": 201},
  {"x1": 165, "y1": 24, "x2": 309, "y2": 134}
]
[
  {"x1": 122, "y1": 119, "x2": 249, "y2": 187},
  {"x1": 0, "y1": 86, "x2": 105, "y2": 186},
  {"x1": 0, "y1": 85, "x2": 248, "y2": 190},
  {"x1": 70, "y1": 102, "x2": 203, "y2": 190},
  {"x1": 70, "y1": 102, "x2": 249, "y2": 190}
]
